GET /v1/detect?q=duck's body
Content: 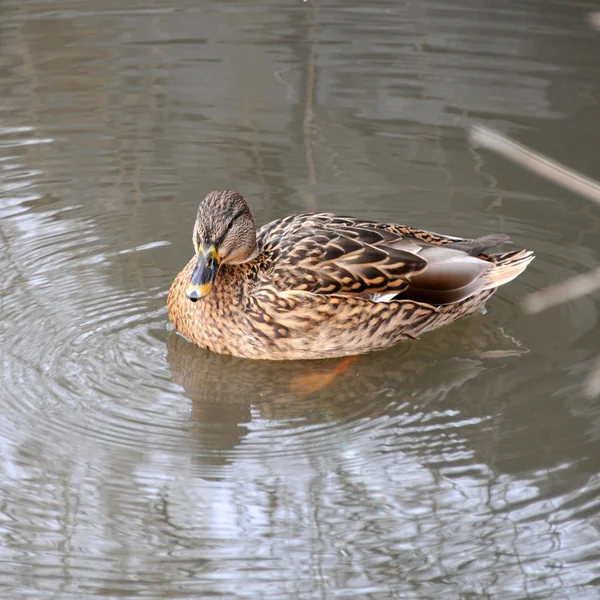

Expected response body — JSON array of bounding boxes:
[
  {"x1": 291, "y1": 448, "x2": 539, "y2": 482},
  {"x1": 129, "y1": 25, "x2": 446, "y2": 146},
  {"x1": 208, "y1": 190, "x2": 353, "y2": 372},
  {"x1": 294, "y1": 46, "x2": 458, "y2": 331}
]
[{"x1": 168, "y1": 192, "x2": 534, "y2": 360}]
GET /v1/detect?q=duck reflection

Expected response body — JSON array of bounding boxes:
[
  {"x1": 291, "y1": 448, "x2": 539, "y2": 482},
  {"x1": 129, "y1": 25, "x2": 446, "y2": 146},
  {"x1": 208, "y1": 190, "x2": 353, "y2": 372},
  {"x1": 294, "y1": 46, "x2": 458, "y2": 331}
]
[
  {"x1": 167, "y1": 319, "x2": 600, "y2": 488},
  {"x1": 166, "y1": 320, "x2": 531, "y2": 467}
]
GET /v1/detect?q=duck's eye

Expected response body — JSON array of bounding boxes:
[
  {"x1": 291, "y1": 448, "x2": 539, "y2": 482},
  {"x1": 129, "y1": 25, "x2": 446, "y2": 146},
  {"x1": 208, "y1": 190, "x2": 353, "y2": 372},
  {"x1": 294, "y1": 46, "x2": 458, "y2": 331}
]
[{"x1": 227, "y1": 220, "x2": 234, "y2": 231}]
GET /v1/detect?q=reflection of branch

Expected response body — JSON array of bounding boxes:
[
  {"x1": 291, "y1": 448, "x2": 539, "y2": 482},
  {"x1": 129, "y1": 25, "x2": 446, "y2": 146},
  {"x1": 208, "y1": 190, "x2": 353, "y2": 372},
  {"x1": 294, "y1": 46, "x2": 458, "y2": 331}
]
[
  {"x1": 303, "y1": 0, "x2": 318, "y2": 212},
  {"x1": 469, "y1": 124, "x2": 600, "y2": 397},
  {"x1": 523, "y1": 266, "x2": 600, "y2": 313}
]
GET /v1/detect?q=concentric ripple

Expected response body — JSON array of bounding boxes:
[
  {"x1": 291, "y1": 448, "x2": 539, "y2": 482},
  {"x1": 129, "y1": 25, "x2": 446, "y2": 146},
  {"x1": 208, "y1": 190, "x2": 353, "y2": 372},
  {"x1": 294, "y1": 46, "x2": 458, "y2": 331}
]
[
  {"x1": 2, "y1": 134, "x2": 600, "y2": 600},
  {"x1": 2, "y1": 130, "x2": 600, "y2": 600}
]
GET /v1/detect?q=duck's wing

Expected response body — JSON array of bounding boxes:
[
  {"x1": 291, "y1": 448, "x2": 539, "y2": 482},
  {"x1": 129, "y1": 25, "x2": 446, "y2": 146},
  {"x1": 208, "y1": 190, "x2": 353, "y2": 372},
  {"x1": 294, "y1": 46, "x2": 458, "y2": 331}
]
[
  {"x1": 269, "y1": 227, "x2": 427, "y2": 296},
  {"x1": 257, "y1": 214, "x2": 510, "y2": 303}
]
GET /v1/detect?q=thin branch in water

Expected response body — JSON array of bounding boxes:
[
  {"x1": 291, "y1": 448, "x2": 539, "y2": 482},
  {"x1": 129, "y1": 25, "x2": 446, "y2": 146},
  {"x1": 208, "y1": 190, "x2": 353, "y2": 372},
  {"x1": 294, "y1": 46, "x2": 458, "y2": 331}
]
[
  {"x1": 587, "y1": 358, "x2": 600, "y2": 398},
  {"x1": 469, "y1": 125, "x2": 600, "y2": 206}
]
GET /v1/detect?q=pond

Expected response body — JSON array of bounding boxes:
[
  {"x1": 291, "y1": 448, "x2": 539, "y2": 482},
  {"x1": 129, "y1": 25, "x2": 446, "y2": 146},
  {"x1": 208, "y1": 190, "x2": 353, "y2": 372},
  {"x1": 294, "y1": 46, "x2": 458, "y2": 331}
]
[{"x1": 1, "y1": 0, "x2": 600, "y2": 598}]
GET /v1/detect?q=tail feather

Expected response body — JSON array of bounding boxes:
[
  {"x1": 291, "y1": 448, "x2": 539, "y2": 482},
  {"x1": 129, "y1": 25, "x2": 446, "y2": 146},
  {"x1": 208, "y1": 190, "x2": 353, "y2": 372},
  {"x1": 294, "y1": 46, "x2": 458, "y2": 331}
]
[
  {"x1": 482, "y1": 249, "x2": 535, "y2": 290},
  {"x1": 447, "y1": 233, "x2": 511, "y2": 255}
]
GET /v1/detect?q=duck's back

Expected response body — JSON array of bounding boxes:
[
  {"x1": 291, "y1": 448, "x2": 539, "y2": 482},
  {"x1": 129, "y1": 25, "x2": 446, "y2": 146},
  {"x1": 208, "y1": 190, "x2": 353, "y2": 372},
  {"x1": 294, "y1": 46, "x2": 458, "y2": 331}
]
[{"x1": 253, "y1": 213, "x2": 529, "y2": 306}]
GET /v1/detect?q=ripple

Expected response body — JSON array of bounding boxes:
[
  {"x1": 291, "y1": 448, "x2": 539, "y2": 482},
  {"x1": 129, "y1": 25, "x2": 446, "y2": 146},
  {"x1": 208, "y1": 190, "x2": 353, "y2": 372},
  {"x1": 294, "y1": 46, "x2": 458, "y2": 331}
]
[
  {"x1": 0, "y1": 185, "x2": 189, "y2": 459},
  {"x1": 2, "y1": 151, "x2": 599, "y2": 598},
  {"x1": 1, "y1": 0, "x2": 600, "y2": 597}
]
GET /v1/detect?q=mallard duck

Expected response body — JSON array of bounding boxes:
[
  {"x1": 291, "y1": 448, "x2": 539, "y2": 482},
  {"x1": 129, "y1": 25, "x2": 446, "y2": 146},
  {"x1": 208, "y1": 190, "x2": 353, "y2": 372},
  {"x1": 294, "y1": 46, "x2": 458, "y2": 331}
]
[{"x1": 168, "y1": 190, "x2": 534, "y2": 360}]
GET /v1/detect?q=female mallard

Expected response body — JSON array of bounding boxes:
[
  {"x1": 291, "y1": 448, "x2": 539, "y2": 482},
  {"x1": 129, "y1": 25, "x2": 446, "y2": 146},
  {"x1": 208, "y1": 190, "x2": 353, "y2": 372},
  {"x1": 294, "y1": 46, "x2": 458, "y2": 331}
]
[{"x1": 168, "y1": 190, "x2": 534, "y2": 360}]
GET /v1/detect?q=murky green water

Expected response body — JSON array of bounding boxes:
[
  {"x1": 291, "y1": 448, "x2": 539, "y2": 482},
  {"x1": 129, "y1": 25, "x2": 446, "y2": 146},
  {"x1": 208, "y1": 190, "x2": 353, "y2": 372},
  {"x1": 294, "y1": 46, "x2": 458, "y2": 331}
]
[{"x1": 1, "y1": 1, "x2": 600, "y2": 598}]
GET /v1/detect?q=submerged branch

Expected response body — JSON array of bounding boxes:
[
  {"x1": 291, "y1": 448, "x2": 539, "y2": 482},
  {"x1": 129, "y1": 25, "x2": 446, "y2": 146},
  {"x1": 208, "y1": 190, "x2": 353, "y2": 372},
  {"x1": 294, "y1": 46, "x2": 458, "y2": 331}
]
[
  {"x1": 522, "y1": 266, "x2": 600, "y2": 314},
  {"x1": 469, "y1": 125, "x2": 600, "y2": 206},
  {"x1": 468, "y1": 124, "x2": 600, "y2": 397}
]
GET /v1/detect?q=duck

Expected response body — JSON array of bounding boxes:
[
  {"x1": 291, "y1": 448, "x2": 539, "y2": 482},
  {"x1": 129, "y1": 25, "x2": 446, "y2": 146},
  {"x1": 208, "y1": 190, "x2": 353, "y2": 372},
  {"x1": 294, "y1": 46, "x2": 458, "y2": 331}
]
[{"x1": 168, "y1": 190, "x2": 534, "y2": 360}]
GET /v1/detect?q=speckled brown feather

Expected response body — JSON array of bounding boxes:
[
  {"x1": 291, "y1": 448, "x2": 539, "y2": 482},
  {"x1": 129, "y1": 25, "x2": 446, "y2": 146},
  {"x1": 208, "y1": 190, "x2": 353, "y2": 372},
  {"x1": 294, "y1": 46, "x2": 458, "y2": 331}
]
[{"x1": 168, "y1": 200, "x2": 534, "y2": 360}]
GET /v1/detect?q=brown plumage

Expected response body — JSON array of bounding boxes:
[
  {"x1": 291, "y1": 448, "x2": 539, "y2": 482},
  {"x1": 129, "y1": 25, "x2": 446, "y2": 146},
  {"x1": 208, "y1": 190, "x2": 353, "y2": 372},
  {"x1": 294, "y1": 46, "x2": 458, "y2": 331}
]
[{"x1": 167, "y1": 190, "x2": 534, "y2": 360}]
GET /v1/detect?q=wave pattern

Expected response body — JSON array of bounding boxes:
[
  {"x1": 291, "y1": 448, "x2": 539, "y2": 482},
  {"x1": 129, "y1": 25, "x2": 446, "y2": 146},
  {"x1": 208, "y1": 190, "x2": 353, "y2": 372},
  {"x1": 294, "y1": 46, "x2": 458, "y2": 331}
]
[{"x1": 1, "y1": 0, "x2": 600, "y2": 598}]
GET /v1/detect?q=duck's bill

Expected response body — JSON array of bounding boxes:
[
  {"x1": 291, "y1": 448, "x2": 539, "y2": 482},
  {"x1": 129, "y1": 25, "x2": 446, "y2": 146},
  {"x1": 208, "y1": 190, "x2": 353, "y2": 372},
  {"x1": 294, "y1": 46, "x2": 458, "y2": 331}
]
[{"x1": 186, "y1": 244, "x2": 221, "y2": 301}]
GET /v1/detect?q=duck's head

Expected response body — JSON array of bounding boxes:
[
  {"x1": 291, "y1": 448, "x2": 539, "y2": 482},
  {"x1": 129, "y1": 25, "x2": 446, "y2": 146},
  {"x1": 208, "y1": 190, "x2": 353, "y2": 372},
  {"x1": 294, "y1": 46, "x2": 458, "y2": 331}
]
[{"x1": 186, "y1": 190, "x2": 258, "y2": 302}]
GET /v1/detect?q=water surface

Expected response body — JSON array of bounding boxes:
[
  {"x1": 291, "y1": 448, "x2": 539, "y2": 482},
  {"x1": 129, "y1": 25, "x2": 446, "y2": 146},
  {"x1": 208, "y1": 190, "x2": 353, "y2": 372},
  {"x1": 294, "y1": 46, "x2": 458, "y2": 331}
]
[{"x1": 1, "y1": 0, "x2": 600, "y2": 598}]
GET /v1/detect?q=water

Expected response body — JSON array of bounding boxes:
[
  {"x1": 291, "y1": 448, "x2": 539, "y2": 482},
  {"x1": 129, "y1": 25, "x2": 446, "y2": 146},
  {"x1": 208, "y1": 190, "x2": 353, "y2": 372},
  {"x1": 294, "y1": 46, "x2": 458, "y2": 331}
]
[{"x1": 1, "y1": 0, "x2": 600, "y2": 598}]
